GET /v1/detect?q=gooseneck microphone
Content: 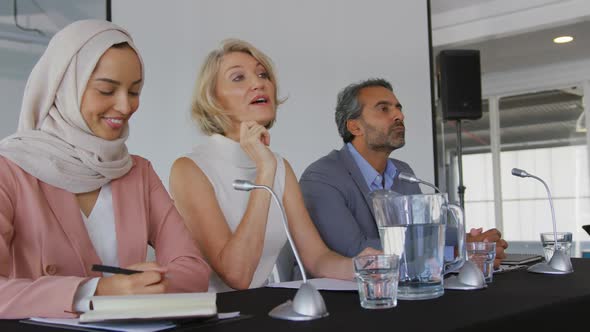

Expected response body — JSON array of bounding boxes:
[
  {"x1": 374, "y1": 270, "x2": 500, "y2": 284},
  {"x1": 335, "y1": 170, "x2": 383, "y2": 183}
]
[
  {"x1": 511, "y1": 168, "x2": 573, "y2": 274},
  {"x1": 398, "y1": 172, "x2": 442, "y2": 193},
  {"x1": 232, "y1": 179, "x2": 328, "y2": 321},
  {"x1": 397, "y1": 173, "x2": 486, "y2": 290},
  {"x1": 511, "y1": 168, "x2": 558, "y2": 241},
  {"x1": 233, "y1": 180, "x2": 307, "y2": 283}
]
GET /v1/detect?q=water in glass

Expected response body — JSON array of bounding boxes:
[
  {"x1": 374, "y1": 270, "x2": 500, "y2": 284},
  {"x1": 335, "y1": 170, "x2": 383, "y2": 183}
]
[
  {"x1": 467, "y1": 249, "x2": 495, "y2": 283},
  {"x1": 356, "y1": 267, "x2": 398, "y2": 309}
]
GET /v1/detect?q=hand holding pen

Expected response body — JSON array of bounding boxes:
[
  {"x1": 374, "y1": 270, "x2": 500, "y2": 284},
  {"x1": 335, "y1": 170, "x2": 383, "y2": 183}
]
[{"x1": 93, "y1": 262, "x2": 170, "y2": 296}]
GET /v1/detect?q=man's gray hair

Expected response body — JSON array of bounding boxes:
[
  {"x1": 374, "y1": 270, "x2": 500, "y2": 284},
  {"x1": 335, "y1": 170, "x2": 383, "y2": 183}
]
[{"x1": 335, "y1": 78, "x2": 393, "y2": 143}]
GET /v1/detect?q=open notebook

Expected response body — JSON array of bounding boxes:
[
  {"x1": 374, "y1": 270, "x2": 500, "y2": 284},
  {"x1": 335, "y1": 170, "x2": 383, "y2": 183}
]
[{"x1": 79, "y1": 292, "x2": 217, "y2": 323}]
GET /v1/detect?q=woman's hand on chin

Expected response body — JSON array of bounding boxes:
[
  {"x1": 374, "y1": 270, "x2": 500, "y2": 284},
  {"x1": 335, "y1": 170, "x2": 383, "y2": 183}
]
[{"x1": 239, "y1": 121, "x2": 276, "y2": 171}]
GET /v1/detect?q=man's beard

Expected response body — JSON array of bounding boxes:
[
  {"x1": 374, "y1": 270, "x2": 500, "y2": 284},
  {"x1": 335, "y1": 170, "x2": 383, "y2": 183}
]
[{"x1": 362, "y1": 120, "x2": 406, "y2": 153}]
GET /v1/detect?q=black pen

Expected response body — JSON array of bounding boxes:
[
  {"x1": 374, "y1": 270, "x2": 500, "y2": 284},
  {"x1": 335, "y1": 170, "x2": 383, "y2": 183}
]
[
  {"x1": 92, "y1": 264, "x2": 172, "y2": 279},
  {"x1": 91, "y1": 264, "x2": 141, "y2": 275}
]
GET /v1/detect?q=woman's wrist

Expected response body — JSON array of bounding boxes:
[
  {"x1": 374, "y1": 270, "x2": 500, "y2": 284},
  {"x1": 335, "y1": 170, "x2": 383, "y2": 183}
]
[{"x1": 256, "y1": 159, "x2": 277, "y2": 177}]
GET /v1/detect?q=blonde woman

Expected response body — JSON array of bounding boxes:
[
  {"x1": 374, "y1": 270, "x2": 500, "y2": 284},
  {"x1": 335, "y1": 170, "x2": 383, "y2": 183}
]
[{"x1": 170, "y1": 39, "x2": 377, "y2": 293}]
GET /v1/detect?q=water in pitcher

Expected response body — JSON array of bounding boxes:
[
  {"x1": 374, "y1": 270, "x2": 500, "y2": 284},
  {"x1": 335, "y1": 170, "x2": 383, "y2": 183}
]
[{"x1": 379, "y1": 223, "x2": 446, "y2": 300}]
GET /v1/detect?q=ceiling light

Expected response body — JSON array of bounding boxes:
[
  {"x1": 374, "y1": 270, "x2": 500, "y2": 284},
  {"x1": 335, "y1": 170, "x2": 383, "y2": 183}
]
[{"x1": 553, "y1": 36, "x2": 574, "y2": 44}]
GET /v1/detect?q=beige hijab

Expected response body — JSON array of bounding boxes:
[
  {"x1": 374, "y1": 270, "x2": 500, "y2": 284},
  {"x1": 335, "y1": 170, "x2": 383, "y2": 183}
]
[{"x1": 0, "y1": 19, "x2": 144, "y2": 193}]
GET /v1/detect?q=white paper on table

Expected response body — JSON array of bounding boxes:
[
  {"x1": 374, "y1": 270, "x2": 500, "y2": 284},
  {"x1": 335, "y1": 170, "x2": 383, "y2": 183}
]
[
  {"x1": 24, "y1": 312, "x2": 241, "y2": 332},
  {"x1": 25, "y1": 317, "x2": 175, "y2": 332},
  {"x1": 267, "y1": 277, "x2": 358, "y2": 291}
]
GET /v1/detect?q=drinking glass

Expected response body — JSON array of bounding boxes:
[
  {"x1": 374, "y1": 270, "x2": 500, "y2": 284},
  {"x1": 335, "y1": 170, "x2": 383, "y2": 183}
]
[
  {"x1": 540, "y1": 232, "x2": 572, "y2": 262},
  {"x1": 466, "y1": 242, "x2": 496, "y2": 283},
  {"x1": 353, "y1": 254, "x2": 400, "y2": 309}
]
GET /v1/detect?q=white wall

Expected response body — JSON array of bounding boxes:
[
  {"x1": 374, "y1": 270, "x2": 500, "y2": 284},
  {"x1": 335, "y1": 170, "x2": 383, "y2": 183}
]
[
  {"x1": 0, "y1": 78, "x2": 25, "y2": 137},
  {"x1": 112, "y1": 0, "x2": 435, "y2": 187}
]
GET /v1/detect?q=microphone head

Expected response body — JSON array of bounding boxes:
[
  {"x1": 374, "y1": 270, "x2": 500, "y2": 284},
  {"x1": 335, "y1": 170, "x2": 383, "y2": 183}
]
[
  {"x1": 232, "y1": 179, "x2": 256, "y2": 191},
  {"x1": 398, "y1": 172, "x2": 420, "y2": 183},
  {"x1": 511, "y1": 168, "x2": 529, "y2": 178}
]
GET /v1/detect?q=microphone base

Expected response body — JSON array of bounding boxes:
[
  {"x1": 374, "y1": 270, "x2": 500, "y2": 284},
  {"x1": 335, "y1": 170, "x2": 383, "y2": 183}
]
[
  {"x1": 444, "y1": 275, "x2": 486, "y2": 290},
  {"x1": 527, "y1": 262, "x2": 573, "y2": 274},
  {"x1": 527, "y1": 250, "x2": 574, "y2": 274},
  {"x1": 269, "y1": 300, "x2": 329, "y2": 321},
  {"x1": 444, "y1": 261, "x2": 487, "y2": 290}
]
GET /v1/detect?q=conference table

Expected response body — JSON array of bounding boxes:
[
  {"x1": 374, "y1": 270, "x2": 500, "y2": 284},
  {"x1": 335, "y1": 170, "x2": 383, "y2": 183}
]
[{"x1": 4, "y1": 258, "x2": 590, "y2": 331}]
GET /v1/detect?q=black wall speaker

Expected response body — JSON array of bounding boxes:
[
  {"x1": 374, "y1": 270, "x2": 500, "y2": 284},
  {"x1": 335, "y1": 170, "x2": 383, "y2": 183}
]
[{"x1": 437, "y1": 50, "x2": 482, "y2": 120}]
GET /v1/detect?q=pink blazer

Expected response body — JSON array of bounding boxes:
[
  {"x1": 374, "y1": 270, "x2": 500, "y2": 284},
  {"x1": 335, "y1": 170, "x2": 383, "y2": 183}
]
[{"x1": 0, "y1": 155, "x2": 210, "y2": 319}]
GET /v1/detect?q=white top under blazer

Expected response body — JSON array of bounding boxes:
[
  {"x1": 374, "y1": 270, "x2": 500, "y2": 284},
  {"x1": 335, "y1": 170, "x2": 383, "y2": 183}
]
[{"x1": 185, "y1": 134, "x2": 287, "y2": 293}]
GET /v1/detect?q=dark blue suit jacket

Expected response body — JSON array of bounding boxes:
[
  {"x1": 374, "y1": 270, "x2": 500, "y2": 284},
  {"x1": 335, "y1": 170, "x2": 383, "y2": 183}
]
[{"x1": 299, "y1": 146, "x2": 421, "y2": 257}]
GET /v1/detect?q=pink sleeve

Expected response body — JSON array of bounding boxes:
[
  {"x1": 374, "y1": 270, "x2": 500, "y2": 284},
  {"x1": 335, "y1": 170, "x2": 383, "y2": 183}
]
[
  {"x1": 0, "y1": 158, "x2": 89, "y2": 319},
  {"x1": 145, "y1": 161, "x2": 210, "y2": 292},
  {"x1": 0, "y1": 276, "x2": 88, "y2": 319}
]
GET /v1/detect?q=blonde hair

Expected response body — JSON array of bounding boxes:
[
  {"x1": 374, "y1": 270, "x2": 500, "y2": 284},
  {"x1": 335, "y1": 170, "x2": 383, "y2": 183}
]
[{"x1": 191, "y1": 38, "x2": 283, "y2": 135}]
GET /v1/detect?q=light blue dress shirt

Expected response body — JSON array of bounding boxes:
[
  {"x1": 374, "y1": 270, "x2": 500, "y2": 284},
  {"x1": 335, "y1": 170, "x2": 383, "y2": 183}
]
[
  {"x1": 346, "y1": 143, "x2": 455, "y2": 260},
  {"x1": 346, "y1": 143, "x2": 397, "y2": 191}
]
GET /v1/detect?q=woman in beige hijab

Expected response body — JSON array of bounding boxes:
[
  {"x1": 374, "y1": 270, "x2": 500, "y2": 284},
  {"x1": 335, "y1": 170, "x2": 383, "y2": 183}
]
[{"x1": 0, "y1": 20, "x2": 209, "y2": 319}]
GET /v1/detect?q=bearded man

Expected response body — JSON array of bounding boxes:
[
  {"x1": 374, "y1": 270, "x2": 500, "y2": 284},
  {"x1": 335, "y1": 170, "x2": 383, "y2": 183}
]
[{"x1": 299, "y1": 78, "x2": 507, "y2": 267}]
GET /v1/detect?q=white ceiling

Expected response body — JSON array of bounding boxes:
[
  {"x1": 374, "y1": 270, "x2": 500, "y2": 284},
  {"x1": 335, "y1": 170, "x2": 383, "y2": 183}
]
[
  {"x1": 430, "y1": 0, "x2": 590, "y2": 75},
  {"x1": 434, "y1": 18, "x2": 590, "y2": 74}
]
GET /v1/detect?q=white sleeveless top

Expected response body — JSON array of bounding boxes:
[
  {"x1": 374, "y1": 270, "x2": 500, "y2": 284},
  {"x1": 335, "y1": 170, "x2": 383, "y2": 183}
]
[{"x1": 185, "y1": 134, "x2": 287, "y2": 293}]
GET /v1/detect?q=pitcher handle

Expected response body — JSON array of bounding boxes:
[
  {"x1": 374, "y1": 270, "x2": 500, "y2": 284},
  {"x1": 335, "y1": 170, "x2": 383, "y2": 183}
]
[{"x1": 444, "y1": 203, "x2": 466, "y2": 274}]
